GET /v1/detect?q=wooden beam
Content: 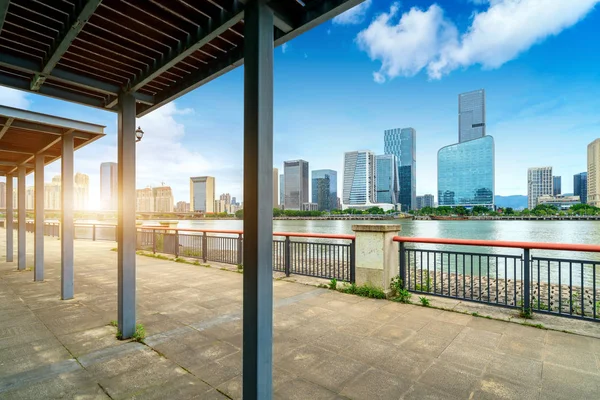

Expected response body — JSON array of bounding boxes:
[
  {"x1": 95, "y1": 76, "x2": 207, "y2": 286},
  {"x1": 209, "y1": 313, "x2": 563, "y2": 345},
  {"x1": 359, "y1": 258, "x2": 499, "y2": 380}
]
[
  {"x1": 0, "y1": 117, "x2": 14, "y2": 140},
  {"x1": 31, "y1": 0, "x2": 103, "y2": 91}
]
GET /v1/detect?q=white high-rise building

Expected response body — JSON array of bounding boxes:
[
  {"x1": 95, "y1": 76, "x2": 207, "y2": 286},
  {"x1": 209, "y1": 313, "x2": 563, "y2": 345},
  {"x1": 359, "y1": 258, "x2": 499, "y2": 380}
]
[
  {"x1": 588, "y1": 139, "x2": 600, "y2": 207},
  {"x1": 343, "y1": 150, "x2": 375, "y2": 206},
  {"x1": 190, "y1": 176, "x2": 215, "y2": 213},
  {"x1": 527, "y1": 167, "x2": 553, "y2": 209},
  {"x1": 100, "y1": 162, "x2": 118, "y2": 210}
]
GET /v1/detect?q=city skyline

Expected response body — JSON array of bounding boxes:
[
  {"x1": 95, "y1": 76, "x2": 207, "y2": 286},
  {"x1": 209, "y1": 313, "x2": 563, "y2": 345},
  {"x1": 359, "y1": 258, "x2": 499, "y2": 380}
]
[{"x1": 1, "y1": 1, "x2": 599, "y2": 205}]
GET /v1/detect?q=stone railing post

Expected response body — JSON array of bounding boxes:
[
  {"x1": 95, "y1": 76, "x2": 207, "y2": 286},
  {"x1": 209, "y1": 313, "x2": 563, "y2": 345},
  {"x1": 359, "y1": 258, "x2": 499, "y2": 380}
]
[{"x1": 352, "y1": 224, "x2": 402, "y2": 296}]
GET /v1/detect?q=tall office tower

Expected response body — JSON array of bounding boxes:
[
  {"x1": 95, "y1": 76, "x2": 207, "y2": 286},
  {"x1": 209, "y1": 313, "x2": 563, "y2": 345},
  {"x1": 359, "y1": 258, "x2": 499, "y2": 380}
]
[
  {"x1": 374, "y1": 154, "x2": 399, "y2": 205},
  {"x1": 190, "y1": 176, "x2": 215, "y2": 213},
  {"x1": 311, "y1": 169, "x2": 338, "y2": 211},
  {"x1": 343, "y1": 150, "x2": 375, "y2": 206},
  {"x1": 284, "y1": 160, "x2": 309, "y2": 210},
  {"x1": 527, "y1": 167, "x2": 553, "y2": 209},
  {"x1": 273, "y1": 168, "x2": 279, "y2": 208},
  {"x1": 100, "y1": 162, "x2": 118, "y2": 210},
  {"x1": 384, "y1": 128, "x2": 416, "y2": 211},
  {"x1": 588, "y1": 139, "x2": 600, "y2": 207},
  {"x1": 458, "y1": 89, "x2": 486, "y2": 143},
  {"x1": 574, "y1": 172, "x2": 588, "y2": 204},
  {"x1": 136, "y1": 188, "x2": 155, "y2": 212},
  {"x1": 553, "y1": 176, "x2": 562, "y2": 196},
  {"x1": 74, "y1": 172, "x2": 90, "y2": 210},
  {"x1": 438, "y1": 136, "x2": 495, "y2": 208},
  {"x1": 279, "y1": 174, "x2": 284, "y2": 208},
  {"x1": 0, "y1": 181, "x2": 5, "y2": 208},
  {"x1": 231, "y1": 197, "x2": 237, "y2": 205},
  {"x1": 154, "y1": 186, "x2": 174, "y2": 212}
]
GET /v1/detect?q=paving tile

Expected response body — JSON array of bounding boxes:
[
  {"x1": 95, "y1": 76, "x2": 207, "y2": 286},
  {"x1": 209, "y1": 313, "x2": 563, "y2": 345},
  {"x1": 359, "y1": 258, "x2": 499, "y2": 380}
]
[
  {"x1": 416, "y1": 360, "x2": 482, "y2": 399},
  {"x1": 274, "y1": 378, "x2": 339, "y2": 400},
  {"x1": 453, "y1": 327, "x2": 502, "y2": 350},
  {"x1": 340, "y1": 368, "x2": 411, "y2": 400},
  {"x1": 129, "y1": 374, "x2": 213, "y2": 400},
  {"x1": 486, "y1": 352, "x2": 543, "y2": 385},
  {"x1": 401, "y1": 383, "x2": 461, "y2": 400},
  {"x1": 540, "y1": 362, "x2": 600, "y2": 400},
  {"x1": 298, "y1": 353, "x2": 369, "y2": 392},
  {"x1": 497, "y1": 335, "x2": 544, "y2": 361},
  {"x1": 472, "y1": 375, "x2": 540, "y2": 400}
]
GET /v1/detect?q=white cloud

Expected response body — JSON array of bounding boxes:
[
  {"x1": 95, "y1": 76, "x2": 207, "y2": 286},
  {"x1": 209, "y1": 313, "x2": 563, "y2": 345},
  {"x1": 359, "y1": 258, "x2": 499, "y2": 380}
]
[
  {"x1": 282, "y1": 43, "x2": 289, "y2": 54},
  {"x1": 333, "y1": 0, "x2": 372, "y2": 25},
  {"x1": 0, "y1": 87, "x2": 31, "y2": 109},
  {"x1": 357, "y1": 0, "x2": 600, "y2": 82}
]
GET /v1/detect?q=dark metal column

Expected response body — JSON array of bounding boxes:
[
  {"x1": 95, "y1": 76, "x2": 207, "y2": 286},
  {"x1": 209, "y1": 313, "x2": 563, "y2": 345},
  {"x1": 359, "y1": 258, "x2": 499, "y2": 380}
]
[
  {"x1": 117, "y1": 92, "x2": 137, "y2": 339},
  {"x1": 243, "y1": 1, "x2": 274, "y2": 398},
  {"x1": 61, "y1": 131, "x2": 74, "y2": 299},
  {"x1": 17, "y1": 165, "x2": 25, "y2": 270},
  {"x1": 34, "y1": 154, "x2": 44, "y2": 281},
  {"x1": 6, "y1": 174, "x2": 13, "y2": 262}
]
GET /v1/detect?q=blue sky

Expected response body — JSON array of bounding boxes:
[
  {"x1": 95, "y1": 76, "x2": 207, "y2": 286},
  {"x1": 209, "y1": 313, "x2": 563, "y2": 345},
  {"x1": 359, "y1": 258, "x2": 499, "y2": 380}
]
[{"x1": 1, "y1": 0, "x2": 599, "y2": 207}]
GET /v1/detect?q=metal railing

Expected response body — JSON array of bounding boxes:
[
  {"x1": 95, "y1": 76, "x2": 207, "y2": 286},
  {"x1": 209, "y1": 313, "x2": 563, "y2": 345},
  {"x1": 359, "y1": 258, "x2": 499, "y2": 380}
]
[
  {"x1": 394, "y1": 237, "x2": 600, "y2": 322},
  {"x1": 137, "y1": 227, "x2": 356, "y2": 282}
]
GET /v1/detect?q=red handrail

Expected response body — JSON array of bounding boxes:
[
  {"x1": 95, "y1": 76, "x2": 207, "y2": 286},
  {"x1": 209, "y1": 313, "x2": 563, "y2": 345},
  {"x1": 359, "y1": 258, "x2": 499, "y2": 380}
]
[
  {"x1": 393, "y1": 236, "x2": 600, "y2": 253},
  {"x1": 136, "y1": 225, "x2": 355, "y2": 240}
]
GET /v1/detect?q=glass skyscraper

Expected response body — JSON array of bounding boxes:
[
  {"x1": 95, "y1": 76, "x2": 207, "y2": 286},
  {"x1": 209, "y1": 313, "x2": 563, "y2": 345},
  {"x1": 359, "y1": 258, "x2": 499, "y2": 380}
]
[
  {"x1": 438, "y1": 136, "x2": 495, "y2": 208},
  {"x1": 574, "y1": 172, "x2": 588, "y2": 204},
  {"x1": 553, "y1": 176, "x2": 562, "y2": 196},
  {"x1": 374, "y1": 154, "x2": 399, "y2": 205},
  {"x1": 284, "y1": 160, "x2": 309, "y2": 210},
  {"x1": 343, "y1": 151, "x2": 375, "y2": 206},
  {"x1": 384, "y1": 128, "x2": 416, "y2": 211},
  {"x1": 279, "y1": 174, "x2": 284, "y2": 208},
  {"x1": 459, "y1": 89, "x2": 486, "y2": 143},
  {"x1": 311, "y1": 169, "x2": 337, "y2": 211}
]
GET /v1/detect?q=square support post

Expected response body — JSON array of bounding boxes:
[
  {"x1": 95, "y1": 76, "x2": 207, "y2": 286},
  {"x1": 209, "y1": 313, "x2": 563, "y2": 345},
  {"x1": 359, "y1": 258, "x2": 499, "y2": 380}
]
[
  {"x1": 117, "y1": 92, "x2": 137, "y2": 339},
  {"x1": 61, "y1": 131, "x2": 74, "y2": 299},
  {"x1": 34, "y1": 155, "x2": 45, "y2": 281},
  {"x1": 243, "y1": 1, "x2": 274, "y2": 398},
  {"x1": 352, "y1": 224, "x2": 402, "y2": 296},
  {"x1": 17, "y1": 165, "x2": 26, "y2": 270},
  {"x1": 6, "y1": 174, "x2": 13, "y2": 262}
]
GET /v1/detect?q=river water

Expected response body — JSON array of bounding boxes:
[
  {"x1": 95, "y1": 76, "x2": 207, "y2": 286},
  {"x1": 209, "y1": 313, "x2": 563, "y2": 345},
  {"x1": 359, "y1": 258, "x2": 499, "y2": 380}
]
[{"x1": 169, "y1": 219, "x2": 600, "y2": 262}]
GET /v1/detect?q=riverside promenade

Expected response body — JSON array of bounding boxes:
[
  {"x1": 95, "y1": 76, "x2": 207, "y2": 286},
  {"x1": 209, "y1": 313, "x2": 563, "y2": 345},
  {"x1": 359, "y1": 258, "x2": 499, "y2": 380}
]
[{"x1": 1, "y1": 229, "x2": 599, "y2": 399}]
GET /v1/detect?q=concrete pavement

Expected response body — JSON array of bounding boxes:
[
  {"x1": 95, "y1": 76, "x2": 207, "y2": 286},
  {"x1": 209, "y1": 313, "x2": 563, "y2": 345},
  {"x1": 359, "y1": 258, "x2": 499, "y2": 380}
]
[{"x1": 1, "y1": 229, "x2": 599, "y2": 399}]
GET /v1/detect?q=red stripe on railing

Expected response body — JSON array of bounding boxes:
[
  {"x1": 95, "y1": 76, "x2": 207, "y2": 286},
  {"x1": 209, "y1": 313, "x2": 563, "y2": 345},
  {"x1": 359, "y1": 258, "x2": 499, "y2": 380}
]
[{"x1": 393, "y1": 236, "x2": 600, "y2": 253}]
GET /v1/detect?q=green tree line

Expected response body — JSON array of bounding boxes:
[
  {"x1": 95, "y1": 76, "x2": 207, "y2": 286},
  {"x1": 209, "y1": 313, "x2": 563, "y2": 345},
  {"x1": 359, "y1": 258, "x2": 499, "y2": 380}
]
[{"x1": 411, "y1": 203, "x2": 600, "y2": 217}]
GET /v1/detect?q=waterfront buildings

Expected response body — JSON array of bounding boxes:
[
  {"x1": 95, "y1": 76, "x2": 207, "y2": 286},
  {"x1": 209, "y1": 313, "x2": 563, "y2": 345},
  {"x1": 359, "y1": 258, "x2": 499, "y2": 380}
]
[
  {"x1": 374, "y1": 155, "x2": 399, "y2": 205},
  {"x1": 215, "y1": 193, "x2": 238, "y2": 214},
  {"x1": 588, "y1": 139, "x2": 600, "y2": 207},
  {"x1": 273, "y1": 168, "x2": 279, "y2": 208},
  {"x1": 301, "y1": 202, "x2": 318, "y2": 211},
  {"x1": 136, "y1": 188, "x2": 154, "y2": 212},
  {"x1": 284, "y1": 160, "x2": 309, "y2": 210},
  {"x1": 153, "y1": 186, "x2": 174, "y2": 212},
  {"x1": 416, "y1": 194, "x2": 435, "y2": 210},
  {"x1": 190, "y1": 176, "x2": 215, "y2": 213},
  {"x1": 553, "y1": 176, "x2": 562, "y2": 196},
  {"x1": 438, "y1": 89, "x2": 494, "y2": 209},
  {"x1": 527, "y1": 167, "x2": 553, "y2": 209},
  {"x1": 26, "y1": 186, "x2": 34, "y2": 210},
  {"x1": 74, "y1": 173, "x2": 90, "y2": 210},
  {"x1": 175, "y1": 201, "x2": 190, "y2": 213},
  {"x1": 343, "y1": 150, "x2": 375, "y2": 206},
  {"x1": 100, "y1": 162, "x2": 118, "y2": 211},
  {"x1": 279, "y1": 174, "x2": 284, "y2": 208},
  {"x1": 136, "y1": 185, "x2": 174, "y2": 213},
  {"x1": 438, "y1": 136, "x2": 495, "y2": 208},
  {"x1": 384, "y1": 128, "x2": 416, "y2": 211},
  {"x1": 574, "y1": 172, "x2": 588, "y2": 204},
  {"x1": 538, "y1": 195, "x2": 580, "y2": 210},
  {"x1": 44, "y1": 175, "x2": 61, "y2": 210},
  {"x1": 312, "y1": 169, "x2": 338, "y2": 211},
  {"x1": 458, "y1": 89, "x2": 486, "y2": 143}
]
